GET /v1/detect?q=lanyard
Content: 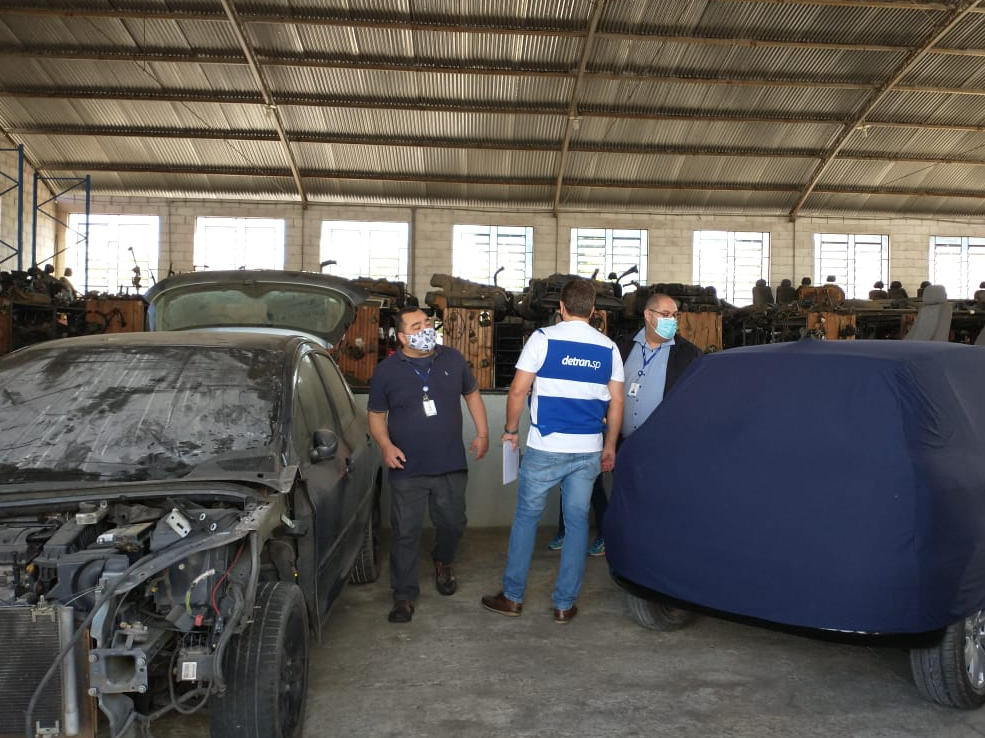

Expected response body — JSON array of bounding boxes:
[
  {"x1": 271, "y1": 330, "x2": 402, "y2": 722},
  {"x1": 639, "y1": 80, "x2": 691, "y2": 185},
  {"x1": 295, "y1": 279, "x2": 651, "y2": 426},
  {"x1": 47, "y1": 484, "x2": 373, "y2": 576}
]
[
  {"x1": 637, "y1": 343, "x2": 664, "y2": 378},
  {"x1": 408, "y1": 358, "x2": 434, "y2": 394}
]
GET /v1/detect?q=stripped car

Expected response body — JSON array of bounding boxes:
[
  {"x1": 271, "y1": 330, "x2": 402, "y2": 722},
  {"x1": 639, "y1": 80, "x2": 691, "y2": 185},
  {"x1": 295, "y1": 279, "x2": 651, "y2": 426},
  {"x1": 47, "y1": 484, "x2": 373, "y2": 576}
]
[{"x1": 0, "y1": 327, "x2": 383, "y2": 738}]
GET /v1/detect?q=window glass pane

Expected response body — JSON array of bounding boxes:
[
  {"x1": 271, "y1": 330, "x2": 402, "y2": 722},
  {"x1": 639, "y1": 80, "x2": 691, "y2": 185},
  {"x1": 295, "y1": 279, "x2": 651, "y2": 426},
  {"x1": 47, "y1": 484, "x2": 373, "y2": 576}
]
[
  {"x1": 453, "y1": 224, "x2": 532, "y2": 292},
  {"x1": 293, "y1": 355, "x2": 339, "y2": 458},
  {"x1": 194, "y1": 217, "x2": 285, "y2": 270},
  {"x1": 67, "y1": 213, "x2": 160, "y2": 295},
  {"x1": 693, "y1": 230, "x2": 769, "y2": 306},
  {"x1": 313, "y1": 354, "x2": 354, "y2": 429},
  {"x1": 320, "y1": 221, "x2": 409, "y2": 281},
  {"x1": 569, "y1": 227, "x2": 647, "y2": 283},
  {"x1": 814, "y1": 233, "x2": 888, "y2": 299},
  {"x1": 930, "y1": 235, "x2": 985, "y2": 298}
]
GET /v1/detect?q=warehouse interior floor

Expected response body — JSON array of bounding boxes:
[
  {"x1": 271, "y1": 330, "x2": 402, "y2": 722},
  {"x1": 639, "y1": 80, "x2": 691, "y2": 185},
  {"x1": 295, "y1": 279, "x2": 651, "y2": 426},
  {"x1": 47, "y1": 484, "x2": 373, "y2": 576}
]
[{"x1": 157, "y1": 528, "x2": 984, "y2": 738}]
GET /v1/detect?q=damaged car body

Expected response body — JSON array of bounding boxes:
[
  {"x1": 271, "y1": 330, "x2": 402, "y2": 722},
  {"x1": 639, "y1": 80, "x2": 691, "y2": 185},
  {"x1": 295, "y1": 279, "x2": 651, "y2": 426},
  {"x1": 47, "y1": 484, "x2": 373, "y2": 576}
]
[{"x1": 0, "y1": 330, "x2": 383, "y2": 738}]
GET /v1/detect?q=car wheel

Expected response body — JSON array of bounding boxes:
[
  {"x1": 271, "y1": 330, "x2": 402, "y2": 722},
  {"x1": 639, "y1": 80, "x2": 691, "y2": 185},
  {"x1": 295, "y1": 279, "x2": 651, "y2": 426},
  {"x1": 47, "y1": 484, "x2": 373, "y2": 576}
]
[
  {"x1": 622, "y1": 589, "x2": 697, "y2": 631},
  {"x1": 210, "y1": 581, "x2": 309, "y2": 738},
  {"x1": 910, "y1": 610, "x2": 985, "y2": 709},
  {"x1": 349, "y1": 494, "x2": 381, "y2": 584}
]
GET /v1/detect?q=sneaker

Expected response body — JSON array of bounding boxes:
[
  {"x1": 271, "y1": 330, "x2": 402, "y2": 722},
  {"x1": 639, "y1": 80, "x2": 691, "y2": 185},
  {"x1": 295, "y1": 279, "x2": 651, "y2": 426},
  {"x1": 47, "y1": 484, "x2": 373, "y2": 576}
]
[
  {"x1": 587, "y1": 537, "x2": 605, "y2": 557},
  {"x1": 548, "y1": 534, "x2": 565, "y2": 550}
]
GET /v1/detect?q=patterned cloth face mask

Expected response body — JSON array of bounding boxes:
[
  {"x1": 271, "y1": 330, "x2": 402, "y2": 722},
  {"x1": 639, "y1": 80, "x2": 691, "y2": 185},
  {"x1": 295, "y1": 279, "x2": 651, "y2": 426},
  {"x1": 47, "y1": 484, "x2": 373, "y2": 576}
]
[{"x1": 406, "y1": 326, "x2": 438, "y2": 352}]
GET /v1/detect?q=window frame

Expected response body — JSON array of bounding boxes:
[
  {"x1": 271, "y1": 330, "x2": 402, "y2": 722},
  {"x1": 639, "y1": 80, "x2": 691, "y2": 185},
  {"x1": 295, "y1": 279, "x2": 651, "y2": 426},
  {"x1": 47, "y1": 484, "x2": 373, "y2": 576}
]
[
  {"x1": 569, "y1": 227, "x2": 648, "y2": 284},
  {"x1": 320, "y1": 220, "x2": 409, "y2": 282},
  {"x1": 452, "y1": 224, "x2": 533, "y2": 292},
  {"x1": 692, "y1": 230, "x2": 770, "y2": 307}
]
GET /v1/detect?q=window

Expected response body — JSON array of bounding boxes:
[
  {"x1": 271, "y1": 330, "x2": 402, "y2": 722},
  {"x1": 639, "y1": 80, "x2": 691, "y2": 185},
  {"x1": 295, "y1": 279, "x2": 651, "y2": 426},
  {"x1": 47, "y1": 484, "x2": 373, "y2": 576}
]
[
  {"x1": 293, "y1": 355, "x2": 340, "y2": 458},
  {"x1": 569, "y1": 228, "x2": 647, "y2": 285},
  {"x1": 66, "y1": 213, "x2": 160, "y2": 295},
  {"x1": 692, "y1": 231, "x2": 770, "y2": 307},
  {"x1": 194, "y1": 217, "x2": 284, "y2": 270},
  {"x1": 453, "y1": 224, "x2": 532, "y2": 292},
  {"x1": 320, "y1": 220, "x2": 409, "y2": 282},
  {"x1": 813, "y1": 233, "x2": 888, "y2": 299},
  {"x1": 930, "y1": 236, "x2": 985, "y2": 298},
  {"x1": 313, "y1": 354, "x2": 354, "y2": 430}
]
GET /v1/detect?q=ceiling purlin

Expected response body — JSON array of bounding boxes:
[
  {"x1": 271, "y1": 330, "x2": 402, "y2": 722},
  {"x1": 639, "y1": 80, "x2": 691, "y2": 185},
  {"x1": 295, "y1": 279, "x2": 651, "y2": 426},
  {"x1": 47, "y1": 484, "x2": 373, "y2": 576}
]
[
  {"x1": 16, "y1": 124, "x2": 985, "y2": 166},
  {"x1": 37, "y1": 158, "x2": 985, "y2": 201}
]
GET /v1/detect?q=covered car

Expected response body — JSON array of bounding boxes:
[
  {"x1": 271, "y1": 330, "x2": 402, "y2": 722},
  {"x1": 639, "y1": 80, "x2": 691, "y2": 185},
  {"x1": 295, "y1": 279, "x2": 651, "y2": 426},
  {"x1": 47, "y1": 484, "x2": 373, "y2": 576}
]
[
  {"x1": 0, "y1": 331, "x2": 383, "y2": 738},
  {"x1": 606, "y1": 338, "x2": 985, "y2": 709}
]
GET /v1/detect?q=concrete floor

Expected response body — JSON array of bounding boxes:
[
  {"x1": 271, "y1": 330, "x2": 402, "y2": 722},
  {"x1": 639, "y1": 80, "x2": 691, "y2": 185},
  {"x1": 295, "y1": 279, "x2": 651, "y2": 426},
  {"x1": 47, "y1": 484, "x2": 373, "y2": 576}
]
[{"x1": 158, "y1": 528, "x2": 985, "y2": 738}]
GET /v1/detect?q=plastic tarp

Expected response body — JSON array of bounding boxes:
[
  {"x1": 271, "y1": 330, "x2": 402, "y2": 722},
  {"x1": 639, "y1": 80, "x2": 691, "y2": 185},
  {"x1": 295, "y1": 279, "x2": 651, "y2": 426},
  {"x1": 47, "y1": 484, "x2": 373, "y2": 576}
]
[{"x1": 606, "y1": 339, "x2": 985, "y2": 634}]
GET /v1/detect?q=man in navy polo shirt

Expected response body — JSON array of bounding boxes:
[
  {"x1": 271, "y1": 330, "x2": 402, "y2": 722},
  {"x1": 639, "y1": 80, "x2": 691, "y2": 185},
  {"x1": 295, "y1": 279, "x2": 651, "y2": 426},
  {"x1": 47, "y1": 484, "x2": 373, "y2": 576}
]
[{"x1": 368, "y1": 306, "x2": 489, "y2": 623}]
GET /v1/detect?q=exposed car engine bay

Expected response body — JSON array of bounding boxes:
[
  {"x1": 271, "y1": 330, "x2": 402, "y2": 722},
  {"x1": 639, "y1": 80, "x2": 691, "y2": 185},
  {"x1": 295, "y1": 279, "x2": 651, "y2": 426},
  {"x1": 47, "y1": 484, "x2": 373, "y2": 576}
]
[{"x1": 0, "y1": 494, "x2": 284, "y2": 738}]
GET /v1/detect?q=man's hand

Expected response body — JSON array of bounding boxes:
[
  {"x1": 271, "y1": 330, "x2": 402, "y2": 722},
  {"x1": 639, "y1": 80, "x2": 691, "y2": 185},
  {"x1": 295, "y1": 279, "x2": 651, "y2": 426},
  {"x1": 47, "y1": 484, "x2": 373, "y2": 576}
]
[
  {"x1": 600, "y1": 446, "x2": 616, "y2": 473},
  {"x1": 381, "y1": 443, "x2": 407, "y2": 470},
  {"x1": 470, "y1": 435, "x2": 489, "y2": 460}
]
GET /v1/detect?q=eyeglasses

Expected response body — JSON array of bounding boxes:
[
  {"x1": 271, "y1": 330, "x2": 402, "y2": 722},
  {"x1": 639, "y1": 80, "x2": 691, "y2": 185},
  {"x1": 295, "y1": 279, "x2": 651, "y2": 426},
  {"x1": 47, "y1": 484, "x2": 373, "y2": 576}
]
[{"x1": 646, "y1": 309, "x2": 680, "y2": 319}]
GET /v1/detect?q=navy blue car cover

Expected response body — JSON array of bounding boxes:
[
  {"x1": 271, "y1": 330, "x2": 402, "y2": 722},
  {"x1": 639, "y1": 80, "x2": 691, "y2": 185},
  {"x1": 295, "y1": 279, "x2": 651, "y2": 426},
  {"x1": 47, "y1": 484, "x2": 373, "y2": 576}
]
[{"x1": 606, "y1": 339, "x2": 985, "y2": 633}]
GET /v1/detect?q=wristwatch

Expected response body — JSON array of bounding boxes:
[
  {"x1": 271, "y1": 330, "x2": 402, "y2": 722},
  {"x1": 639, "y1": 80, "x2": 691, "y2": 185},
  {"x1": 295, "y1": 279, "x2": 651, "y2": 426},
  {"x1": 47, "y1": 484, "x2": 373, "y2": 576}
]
[{"x1": 503, "y1": 426, "x2": 519, "y2": 435}]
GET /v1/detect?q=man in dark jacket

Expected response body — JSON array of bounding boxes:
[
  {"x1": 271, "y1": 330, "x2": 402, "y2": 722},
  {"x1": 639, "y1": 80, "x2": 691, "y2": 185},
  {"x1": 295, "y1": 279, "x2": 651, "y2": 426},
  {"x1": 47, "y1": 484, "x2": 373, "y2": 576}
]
[
  {"x1": 619, "y1": 292, "x2": 702, "y2": 438},
  {"x1": 554, "y1": 292, "x2": 701, "y2": 559}
]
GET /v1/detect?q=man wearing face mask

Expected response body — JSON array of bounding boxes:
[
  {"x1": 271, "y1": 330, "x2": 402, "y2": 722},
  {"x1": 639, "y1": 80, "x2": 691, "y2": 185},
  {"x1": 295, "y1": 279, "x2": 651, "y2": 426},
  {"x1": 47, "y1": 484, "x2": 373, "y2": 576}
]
[
  {"x1": 368, "y1": 306, "x2": 489, "y2": 624},
  {"x1": 620, "y1": 292, "x2": 702, "y2": 439}
]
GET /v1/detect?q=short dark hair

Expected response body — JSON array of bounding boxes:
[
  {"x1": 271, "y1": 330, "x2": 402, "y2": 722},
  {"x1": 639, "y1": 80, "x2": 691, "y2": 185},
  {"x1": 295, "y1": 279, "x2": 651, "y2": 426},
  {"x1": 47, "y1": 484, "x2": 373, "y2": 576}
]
[
  {"x1": 395, "y1": 306, "x2": 424, "y2": 333},
  {"x1": 560, "y1": 278, "x2": 596, "y2": 318}
]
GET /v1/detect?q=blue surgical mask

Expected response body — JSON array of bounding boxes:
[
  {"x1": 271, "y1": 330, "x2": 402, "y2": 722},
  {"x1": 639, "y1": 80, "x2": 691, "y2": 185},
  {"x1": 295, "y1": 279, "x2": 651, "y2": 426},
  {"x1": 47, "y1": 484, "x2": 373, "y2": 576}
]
[
  {"x1": 656, "y1": 317, "x2": 677, "y2": 340},
  {"x1": 406, "y1": 326, "x2": 437, "y2": 353}
]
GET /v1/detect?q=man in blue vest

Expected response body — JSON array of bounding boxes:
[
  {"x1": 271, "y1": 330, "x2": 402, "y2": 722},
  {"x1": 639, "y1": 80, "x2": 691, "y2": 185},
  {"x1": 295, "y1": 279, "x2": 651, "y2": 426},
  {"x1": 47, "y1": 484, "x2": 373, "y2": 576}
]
[{"x1": 482, "y1": 278, "x2": 624, "y2": 623}]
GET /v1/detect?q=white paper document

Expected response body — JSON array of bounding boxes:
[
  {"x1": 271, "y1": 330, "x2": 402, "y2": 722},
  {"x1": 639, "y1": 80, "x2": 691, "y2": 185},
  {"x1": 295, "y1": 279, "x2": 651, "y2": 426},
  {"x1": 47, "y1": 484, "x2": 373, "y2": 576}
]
[{"x1": 502, "y1": 441, "x2": 519, "y2": 485}]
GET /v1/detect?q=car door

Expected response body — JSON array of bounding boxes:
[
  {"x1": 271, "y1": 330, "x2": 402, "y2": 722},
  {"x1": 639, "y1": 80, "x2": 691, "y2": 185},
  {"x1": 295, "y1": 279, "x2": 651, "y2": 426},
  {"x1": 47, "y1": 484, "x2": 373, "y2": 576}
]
[
  {"x1": 310, "y1": 352, "x2": 375, "y2": 554},
  {"x1": 292, "y1": 351, "x2": 353, "y2": 616}
]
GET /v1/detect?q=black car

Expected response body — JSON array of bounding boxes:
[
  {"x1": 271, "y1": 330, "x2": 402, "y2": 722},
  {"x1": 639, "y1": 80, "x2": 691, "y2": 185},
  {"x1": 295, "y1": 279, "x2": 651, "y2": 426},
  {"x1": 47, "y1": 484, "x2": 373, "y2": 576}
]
[{"x1": 0, "y1": 330, "x2": 383, "y2": 738}]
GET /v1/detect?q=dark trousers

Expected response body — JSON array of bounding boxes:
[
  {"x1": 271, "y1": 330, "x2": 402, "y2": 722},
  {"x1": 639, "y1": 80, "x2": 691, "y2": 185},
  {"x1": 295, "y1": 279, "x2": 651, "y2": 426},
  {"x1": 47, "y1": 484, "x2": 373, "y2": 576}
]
[
  {"x1": 557, "y1": 473, "x2": 608, "y2": 539},
  {"x1": 388, "y1": 471, "x2": 468, "y2": 601}
]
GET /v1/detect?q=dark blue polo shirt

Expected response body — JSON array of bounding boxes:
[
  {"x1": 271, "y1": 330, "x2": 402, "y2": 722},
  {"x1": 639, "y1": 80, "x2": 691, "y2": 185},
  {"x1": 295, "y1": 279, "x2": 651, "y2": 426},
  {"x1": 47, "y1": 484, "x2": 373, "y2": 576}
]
[{"x1": 367, "y1": 346, "x2": 478, "y2": 479}]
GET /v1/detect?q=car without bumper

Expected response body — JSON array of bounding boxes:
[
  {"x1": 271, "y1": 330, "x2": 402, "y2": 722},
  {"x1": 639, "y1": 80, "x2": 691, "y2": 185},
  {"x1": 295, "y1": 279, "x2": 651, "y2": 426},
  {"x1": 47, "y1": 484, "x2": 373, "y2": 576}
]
[{"x1": 0, "y1": 330, "x2": 383, "y2": 738}]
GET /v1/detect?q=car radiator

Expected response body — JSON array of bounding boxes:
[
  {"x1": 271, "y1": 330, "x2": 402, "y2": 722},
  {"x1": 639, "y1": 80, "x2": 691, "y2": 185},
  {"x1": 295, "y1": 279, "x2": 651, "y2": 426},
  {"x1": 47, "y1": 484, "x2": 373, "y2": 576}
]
[{"x1": 0, "y1": 605, "x2": 95, "y2": 738}]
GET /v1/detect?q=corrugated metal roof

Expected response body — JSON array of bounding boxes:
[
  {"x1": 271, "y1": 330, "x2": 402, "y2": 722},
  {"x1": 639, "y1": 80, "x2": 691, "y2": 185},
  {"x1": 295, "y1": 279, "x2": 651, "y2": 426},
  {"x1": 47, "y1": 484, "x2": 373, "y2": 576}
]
[{"x1": 2, "y1": 0, "x2": 985, "y2": 217}]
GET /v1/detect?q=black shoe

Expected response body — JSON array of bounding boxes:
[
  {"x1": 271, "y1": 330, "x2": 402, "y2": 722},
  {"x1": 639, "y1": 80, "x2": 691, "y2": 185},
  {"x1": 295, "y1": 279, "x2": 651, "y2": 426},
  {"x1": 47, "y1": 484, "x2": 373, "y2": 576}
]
[
  {"x1": 388, "y1": 600, "x2": 414, "y2": 623},
  {"x1": 434, "y1": 560, "x2": 457, "y2": 596}
]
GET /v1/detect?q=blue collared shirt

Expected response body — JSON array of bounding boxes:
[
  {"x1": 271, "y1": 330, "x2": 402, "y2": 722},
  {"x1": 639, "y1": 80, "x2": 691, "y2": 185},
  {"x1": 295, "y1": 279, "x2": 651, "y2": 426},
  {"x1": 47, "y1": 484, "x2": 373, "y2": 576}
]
[{"x1": 621, "y1": 328, "x2": 674, "y2": 438}]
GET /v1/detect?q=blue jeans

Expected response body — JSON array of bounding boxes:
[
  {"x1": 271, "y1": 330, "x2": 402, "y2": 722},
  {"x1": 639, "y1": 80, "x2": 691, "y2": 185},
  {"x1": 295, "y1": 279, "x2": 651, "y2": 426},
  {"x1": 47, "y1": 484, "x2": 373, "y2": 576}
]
[
  {"x1": 556, "y1": 473, "x2": 608, "y2": 539},
  {"x1": 502, "y1": 447, "x2": 600, "y2": 610}
]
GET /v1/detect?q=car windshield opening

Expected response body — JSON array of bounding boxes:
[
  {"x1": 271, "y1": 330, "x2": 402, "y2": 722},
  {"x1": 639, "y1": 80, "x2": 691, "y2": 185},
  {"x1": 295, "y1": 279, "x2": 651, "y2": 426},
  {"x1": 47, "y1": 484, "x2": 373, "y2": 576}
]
[{"x1": 0, "y1": 345, "x2": 283, "y2": 484}]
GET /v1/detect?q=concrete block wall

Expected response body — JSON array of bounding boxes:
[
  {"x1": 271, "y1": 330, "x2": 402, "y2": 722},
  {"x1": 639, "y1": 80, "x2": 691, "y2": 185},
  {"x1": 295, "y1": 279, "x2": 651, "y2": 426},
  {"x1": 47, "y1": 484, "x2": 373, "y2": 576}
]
[{"x1": 43, "y1": 193, "x2": 985, "y2": 301}]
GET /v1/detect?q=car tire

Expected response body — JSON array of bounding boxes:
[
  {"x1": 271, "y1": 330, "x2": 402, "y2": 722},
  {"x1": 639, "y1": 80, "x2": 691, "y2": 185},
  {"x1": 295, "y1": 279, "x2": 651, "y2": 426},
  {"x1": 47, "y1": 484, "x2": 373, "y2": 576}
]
[
  {"x1": 622, "y1": 589, "x2": 697, "y2": 631},
  {"x1": 910, "y1": 610, "x2": 985, "y2": 709},
  {"x1": 210, "y1": 581, "x2": 309, "y2": 738},
  {"x1": 349, "y1": 494, "x2": 381, "y2": 585}
]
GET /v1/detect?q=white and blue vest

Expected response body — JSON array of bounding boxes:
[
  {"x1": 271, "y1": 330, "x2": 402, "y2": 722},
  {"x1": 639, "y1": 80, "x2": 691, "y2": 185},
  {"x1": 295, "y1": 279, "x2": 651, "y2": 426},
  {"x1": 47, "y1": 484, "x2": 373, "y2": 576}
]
[{"x1": 516, "y1": 320, "x2": 622, "y2": 453}]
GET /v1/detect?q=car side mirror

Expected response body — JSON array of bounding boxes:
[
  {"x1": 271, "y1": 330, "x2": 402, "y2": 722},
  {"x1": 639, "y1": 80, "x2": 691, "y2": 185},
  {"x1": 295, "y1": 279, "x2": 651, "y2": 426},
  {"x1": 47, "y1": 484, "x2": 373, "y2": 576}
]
[{"x1": 310, "y1": 429, "x2": 339, "y2": 463}]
